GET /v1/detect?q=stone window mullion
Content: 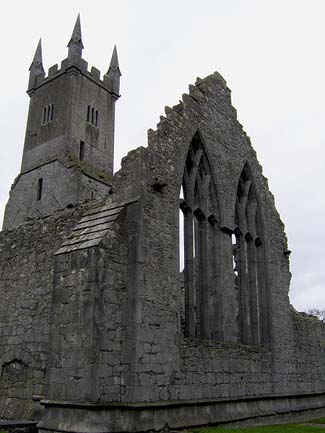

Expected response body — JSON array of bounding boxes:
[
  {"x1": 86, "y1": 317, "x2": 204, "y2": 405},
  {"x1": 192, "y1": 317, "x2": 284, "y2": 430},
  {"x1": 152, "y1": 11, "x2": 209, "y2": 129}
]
[
  {"x1": 198, "y1": 216, "x2": 210, "y2": 339},
  {"x1": 183, "y1": 207, "x2": 196, "y2": 338}
]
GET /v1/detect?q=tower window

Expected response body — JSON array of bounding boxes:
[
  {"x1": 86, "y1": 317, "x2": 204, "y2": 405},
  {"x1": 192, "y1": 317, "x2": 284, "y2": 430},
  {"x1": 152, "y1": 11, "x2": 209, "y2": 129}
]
[
  {"x1": 41, "y1": 104, "x2": 54, "y2": 125},
  {"x1": 42, "y1": 107, "x2": 47, "y2": 124},
  {"x1": 50, "y1": 104, "x2": 54, "y2": 121},
  {"x1": 86, "y1": 105, "x2": 99, "y2": 127},
  {"x1": 79, "y1": 141, "x2": 85, "y2": 161},
  {"x1": 37, "y1": 178, "x2": 43, "y2": 201}
]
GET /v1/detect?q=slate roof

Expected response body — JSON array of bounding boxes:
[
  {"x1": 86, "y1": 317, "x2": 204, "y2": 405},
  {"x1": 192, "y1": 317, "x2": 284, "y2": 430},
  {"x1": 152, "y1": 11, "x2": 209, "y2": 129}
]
[{"x1": 55, "y1": 196, "x2": 139, "y2": 255}]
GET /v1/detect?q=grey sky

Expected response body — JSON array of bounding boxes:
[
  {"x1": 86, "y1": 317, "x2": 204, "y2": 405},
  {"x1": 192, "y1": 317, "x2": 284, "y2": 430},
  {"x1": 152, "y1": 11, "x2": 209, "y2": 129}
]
[{"x1": 0, "y1": 0, "x2": 324, "y2": 311}]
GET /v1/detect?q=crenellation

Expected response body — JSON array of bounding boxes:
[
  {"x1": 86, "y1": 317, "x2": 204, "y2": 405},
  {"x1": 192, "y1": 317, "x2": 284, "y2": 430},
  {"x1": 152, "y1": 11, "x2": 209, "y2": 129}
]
[
  {"x1": 90, "y1": 66, "x2": 101, "y2": 81},
  {"x1": 47, "y1": 64, "x2": 58, "y2": 78}
]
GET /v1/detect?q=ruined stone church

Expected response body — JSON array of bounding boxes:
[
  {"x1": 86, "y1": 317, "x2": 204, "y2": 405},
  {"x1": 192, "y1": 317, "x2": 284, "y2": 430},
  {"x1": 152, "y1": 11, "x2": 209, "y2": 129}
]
[{"x1": 1, "y1": 15, "x2": 325, "y2": 433}]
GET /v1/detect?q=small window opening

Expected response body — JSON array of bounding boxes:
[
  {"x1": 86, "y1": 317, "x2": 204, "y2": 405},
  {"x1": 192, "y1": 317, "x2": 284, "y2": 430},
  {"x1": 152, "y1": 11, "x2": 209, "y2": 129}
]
[
  {"x1": 46, "y1": 105, "x2": 50, "y2": 123},
  {"x1": 41, "y1": 104, "x2": 54, "y2": 125},
  {"x1": 37, "y1": 178, "x2": 43, "y2": 201},
  {"x1": 232, "y1": 233, "x2": 238, "y2": 278},
  {"x1": 50, "y1": 104, "x2": 54, "y2": 121},
  {"x1": 79, "y1": 141, "x2": 85, "y2": 161},
  {"x1": 42, "y1": 107, "x2": 47, "y2": 124},
  {"x1": 87, "y1": 106, "x2": 99, "y2": 127}
]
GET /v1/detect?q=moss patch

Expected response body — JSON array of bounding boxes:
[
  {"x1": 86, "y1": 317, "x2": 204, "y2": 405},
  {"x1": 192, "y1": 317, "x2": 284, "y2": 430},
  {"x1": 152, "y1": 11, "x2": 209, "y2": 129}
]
[
  {"x1": 192, "y1": 423, "x2": 325, "y2": 433},
  {"x1": 68, "y1": 153, "x2": 113, "y2": 184}
]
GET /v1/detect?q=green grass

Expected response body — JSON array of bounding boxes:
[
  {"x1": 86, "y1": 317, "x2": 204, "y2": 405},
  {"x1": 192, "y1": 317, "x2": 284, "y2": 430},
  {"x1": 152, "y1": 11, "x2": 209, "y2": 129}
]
[
  {"x1": 192, "y1": 423, "x2": 325, "y2": 433},
  {"x1": 308, "y1": 418, "x2": 325, "y2": 424}
]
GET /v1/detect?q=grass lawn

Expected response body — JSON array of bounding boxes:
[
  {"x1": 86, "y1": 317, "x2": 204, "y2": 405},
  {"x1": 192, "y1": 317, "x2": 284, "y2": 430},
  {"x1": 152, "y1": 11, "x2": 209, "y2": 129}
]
[
  {"x1": 192, "y1": 422, "x2": 325, "y2": 433},
  {"x1": 308, "y1": 418, "x2": 325, "y2": 424}
]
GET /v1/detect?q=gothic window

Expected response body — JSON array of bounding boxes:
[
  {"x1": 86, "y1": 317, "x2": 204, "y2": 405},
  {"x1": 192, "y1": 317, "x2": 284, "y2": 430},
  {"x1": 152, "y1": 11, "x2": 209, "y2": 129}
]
[
  {"x1": 86, "y1": 105, "x2": 99, "y2": 127},
  {"x1": 233, "y1": 163, "x2": 270, "y2": 346},
  {"x1": 180, "y1": 132, "x2": 220, "y2": 339},
  {"x1": 41, "y1": 104, "x2": 54, "y2": 125}
]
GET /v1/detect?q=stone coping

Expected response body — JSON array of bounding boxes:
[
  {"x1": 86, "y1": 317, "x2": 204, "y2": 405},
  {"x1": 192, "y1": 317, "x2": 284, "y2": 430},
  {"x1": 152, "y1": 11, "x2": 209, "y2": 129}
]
[
  {"x1": 0, "y1": 420, "x2": 37, "y2": 426},
  {"x1": 40, "y1": 389, "x2": 325, "y2": 410}
]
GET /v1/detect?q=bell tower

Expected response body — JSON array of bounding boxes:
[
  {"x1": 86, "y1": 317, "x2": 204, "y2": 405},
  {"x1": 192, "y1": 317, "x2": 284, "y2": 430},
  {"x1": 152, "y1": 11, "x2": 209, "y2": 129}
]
[{"x1": 3, "y1": 15, "x2": 121, "y2": 229}]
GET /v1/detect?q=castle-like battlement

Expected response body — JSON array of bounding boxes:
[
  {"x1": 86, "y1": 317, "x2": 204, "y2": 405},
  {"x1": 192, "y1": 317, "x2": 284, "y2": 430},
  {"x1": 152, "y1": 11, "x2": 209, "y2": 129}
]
[
  {"x1": 3, "y1": 14, "x2": 121, "y2": 230},
  {"x1": 28, "y1": 14, "x2": 120, "y2": 98}
]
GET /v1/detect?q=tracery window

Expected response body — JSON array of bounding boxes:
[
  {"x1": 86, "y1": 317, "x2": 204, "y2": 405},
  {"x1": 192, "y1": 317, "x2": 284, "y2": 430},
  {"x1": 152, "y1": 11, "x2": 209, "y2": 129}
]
[
  {"x1": 233, "y1": 163, "x2": 270, "y2": 346},
  {"x1": 180, "y1": 132, "x2": 220, "y2": 339}
]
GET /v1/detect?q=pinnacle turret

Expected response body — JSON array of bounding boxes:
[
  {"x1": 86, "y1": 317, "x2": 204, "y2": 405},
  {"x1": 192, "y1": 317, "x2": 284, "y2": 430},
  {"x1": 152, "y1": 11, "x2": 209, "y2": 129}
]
[
  {"x1": 28, "y1": 39, "x2": 45, "y2": 92},
  {"x1": 106, "y1": 45, "x2": 121, "y2": 96},
  {"x1": 67, "y1": 13, "x2": 84, "y2": 59},
  {"x1": 107, "y1": 45, "x2": 121, "y2": 76}
]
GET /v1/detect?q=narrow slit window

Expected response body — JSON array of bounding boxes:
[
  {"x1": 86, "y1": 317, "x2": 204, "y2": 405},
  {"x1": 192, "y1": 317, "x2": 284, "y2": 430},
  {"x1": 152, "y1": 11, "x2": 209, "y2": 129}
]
[
  {"x1": 79, "y1": 141, "x2": 85, "y2": 161},
  {"x1": 86, "y1": 106, "x2": 99, "y2": 127},
  {"x1": 42, "y1": 107, "x2": 47, "y2": 124},
  {"x1": 50, "y1": 104, "x2": 54, "y2": 121},
  {"x1": 37, "y1": 178, "x2": 43, "y2": 201},
  {"x1": 46, "y1": 105, "x2": 50, "y2": 123}
]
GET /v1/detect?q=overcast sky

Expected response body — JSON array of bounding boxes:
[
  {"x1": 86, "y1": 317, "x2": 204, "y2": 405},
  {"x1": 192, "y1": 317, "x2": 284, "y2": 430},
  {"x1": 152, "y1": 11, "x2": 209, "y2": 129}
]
[{"x1": 0, "y1": 0, "x2": 324, "y2": 311}]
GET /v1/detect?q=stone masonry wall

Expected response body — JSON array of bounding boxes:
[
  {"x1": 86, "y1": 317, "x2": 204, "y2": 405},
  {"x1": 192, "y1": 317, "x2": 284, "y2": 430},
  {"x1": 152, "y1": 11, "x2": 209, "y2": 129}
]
[
  {"x1": 110, "y1": 71, "x2": 325, "y2": 403},
  {"x1": 0, "y1": 203, "x2": 96, "y2": 419},
  {"x1": 1, "y1": 67, "x2": 325, "y2": 428},
  {"x1": 47, "y1": 211, "x2": 129, "y2": 403}
]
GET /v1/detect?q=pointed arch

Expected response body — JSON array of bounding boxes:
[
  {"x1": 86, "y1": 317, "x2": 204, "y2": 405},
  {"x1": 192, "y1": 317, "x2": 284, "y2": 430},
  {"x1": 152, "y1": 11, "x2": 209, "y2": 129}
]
[
  {"x1": 179, "y1": 131, "x2": 221, "y2": 338},
  {"x1": 233, "y1": 162, "x2": 270, "y2": 346}
]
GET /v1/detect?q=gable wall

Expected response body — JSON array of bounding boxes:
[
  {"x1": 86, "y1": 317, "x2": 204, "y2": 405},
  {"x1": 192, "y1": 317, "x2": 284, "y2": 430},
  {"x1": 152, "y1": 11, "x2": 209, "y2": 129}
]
[{"x1": 112, "y1": 72, "x2": 325, "y2": 403}]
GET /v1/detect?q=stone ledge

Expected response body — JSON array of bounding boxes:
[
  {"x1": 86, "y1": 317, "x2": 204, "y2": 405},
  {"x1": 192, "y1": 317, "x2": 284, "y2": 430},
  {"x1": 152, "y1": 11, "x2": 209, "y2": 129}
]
[{"x1": 38, "y1": 391, "x2": 325, "y2": 433}]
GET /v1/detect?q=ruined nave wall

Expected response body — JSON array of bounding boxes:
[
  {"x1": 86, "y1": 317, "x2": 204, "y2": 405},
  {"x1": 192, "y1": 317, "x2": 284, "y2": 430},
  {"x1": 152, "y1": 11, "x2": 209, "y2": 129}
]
[{"x1": 0, "y1": 205, "x2": 89, "y2": 419}]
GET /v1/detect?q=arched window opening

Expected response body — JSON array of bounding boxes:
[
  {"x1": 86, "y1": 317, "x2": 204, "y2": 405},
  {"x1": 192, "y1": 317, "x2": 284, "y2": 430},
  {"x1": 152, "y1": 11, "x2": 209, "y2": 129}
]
[
  {"x1": 180, "y1": 132, "x2": 220, "y2": 339},
  {"x1": 235, "y1": 163, "x2": 269, "y2": 346},
  {"x1": 87, "y1": 106, "x2": 99, "y2": 127},
  {"x1": 41, "y1": 104, "x2": 54, "y2": 125}
]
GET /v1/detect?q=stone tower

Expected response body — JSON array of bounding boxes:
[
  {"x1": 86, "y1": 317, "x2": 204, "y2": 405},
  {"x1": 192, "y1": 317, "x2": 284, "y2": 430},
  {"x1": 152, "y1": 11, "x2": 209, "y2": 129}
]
[{"x1": 2, "y1": 15, "x2": 121, "y2": 230}]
